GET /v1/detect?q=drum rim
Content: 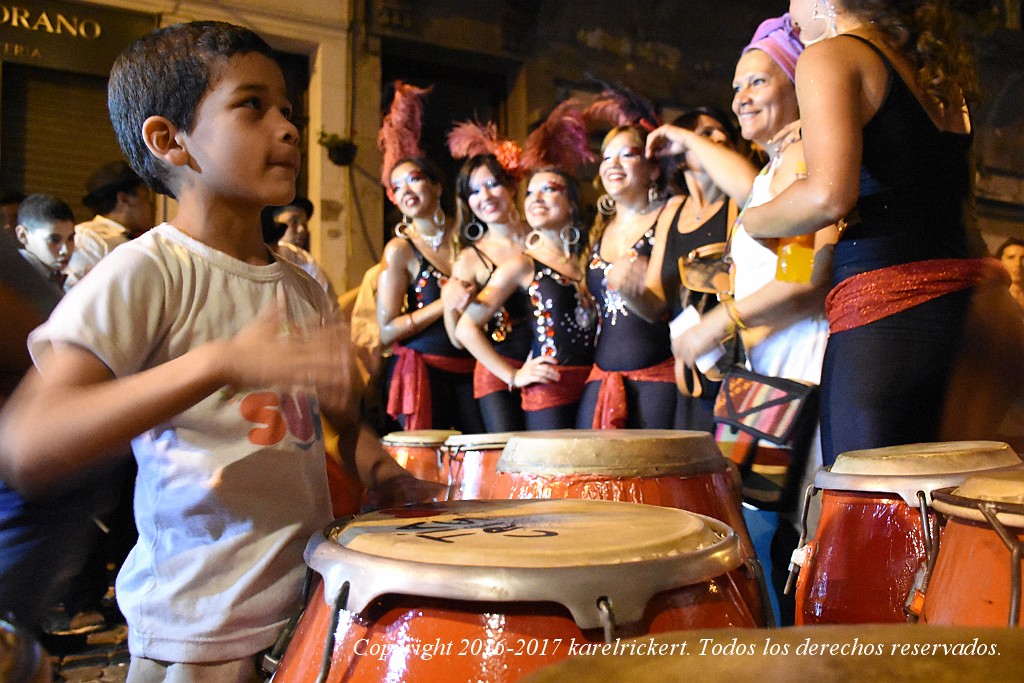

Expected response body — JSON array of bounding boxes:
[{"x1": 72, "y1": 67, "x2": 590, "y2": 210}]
[
  {"x1": 932, "y1": 486, "x2": 1024, "y2": 527},
  {"x1": 498, "y1": 430, "x2": 727, "y2": 477},
  {"x1": 382, "y1": 429, "x2": 461, "y2": 447},
  {"x1": 303, "y1": 507, "x2": 744, "y2": 630},
  {"x1": 812, "y1": 464, "x2": 1024, "y2": 506},
  {"x1": 443, "y1": 431, "x2": 517, "y2": 450}
]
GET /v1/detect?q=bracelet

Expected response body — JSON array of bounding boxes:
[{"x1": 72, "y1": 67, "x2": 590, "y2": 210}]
[
  {"x1": 507, "y1": 369, "x2": 516, "y2": 392},
  {"x1": 408, "y1": 309, "x2": 417, "y2": 331},
  {"x1": 723, "y1": 298, "x2": 748, "y2": 331}
]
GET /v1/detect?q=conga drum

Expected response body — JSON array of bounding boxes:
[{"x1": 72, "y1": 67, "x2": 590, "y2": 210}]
[
  {"x1": 921, "y1": 470, "x2": 1024, "y2": 626},
  {"x1": 380, "y1": 430, "x2": 459, "y2": 483},
  {"x1": 270, "y1": 499, "x2": 756, "y2": 683},
  {"x1": 491, "y1": 429, "x2": 769, "y2": 625},
  {"x1": 789, "y1": 441, "x2": 1021, "y2": 625},
  {"x1": 441, "y1": 432, "x2": 516, "y2": 500}
]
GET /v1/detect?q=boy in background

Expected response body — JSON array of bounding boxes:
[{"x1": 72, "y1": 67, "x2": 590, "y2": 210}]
[
  {"x1": 14, "y1": 194, "x2": 76, "y2": 293},
  {"x1": 0, "y1": 21, "x2": 426, "y2": 682}
]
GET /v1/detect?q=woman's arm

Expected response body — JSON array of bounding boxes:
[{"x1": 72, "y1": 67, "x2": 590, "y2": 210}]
[
  {"x1": 645, "y1": 125, "x2": 759, "y2": 206},
  {"x1": 441, "y1": 250, "x2": 480, "y2": 349},
  {"x1": 455, "y1": 256, "x2": 558, "y2": 388},
  {"x1": 376, "y1": 238, "x2": 424, "y2": 347},
  {"x1": 742, "y1": 41, "x2": 866, "y2": 238}
]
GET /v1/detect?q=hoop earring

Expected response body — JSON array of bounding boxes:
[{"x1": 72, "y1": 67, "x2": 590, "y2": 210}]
[
  {"x1": 648, "y1": 184, "x2": 661, "y2": 206},
  {"x1": 597, "y1": 194, "x2": 616, "y2": 216},
  {"x1": 394, "y1": 214, "x2": 413, "y2": 238},
  {"x1": 800, "y1": 0, "x2": 838, "y2": 46},
  {"x1": 560, "y1": 225, "x2": 581, "y2": 260},
  {"x1": 525, "y1": 230, "x2": 545, "y2": 251},
  {"x1": 464, "y1": 220, "x2": 486, "y2": 242},
  {"x1": 433, "y1": 207, "x2": 446, "y2": 228}
]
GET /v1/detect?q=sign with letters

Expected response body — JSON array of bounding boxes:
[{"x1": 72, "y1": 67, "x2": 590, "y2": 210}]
[{"x1": 0, "y1": 0, "x2": 156, "y2": 76}]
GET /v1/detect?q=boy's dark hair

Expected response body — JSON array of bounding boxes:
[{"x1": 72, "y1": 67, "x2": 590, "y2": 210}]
[
  {"x1": 108, "y1": 21, "x2": 278, "y2": 198},
  {"x1": 82, "y1": 160, "x2": 144, "y2": 215},
  {"x1": 995, "y1": 237, "x2": 1024, "y2": 259},
  {"x1": 17, "y1": 194, "x2": 75, "y2": 230},
  {"x1": 271, "y1": 196, "x2": 315, "y2": 221}
]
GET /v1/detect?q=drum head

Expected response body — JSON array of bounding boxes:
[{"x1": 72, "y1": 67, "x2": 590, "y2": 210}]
[
  {"x1": 443, "y1": 431, "x2": 517, "y2": 451},
  {"x1": 381, "y1": 429, "x2": 461, "y2": 447},
  {"x1": 933, "y1": 469, "x2": 1024, "y2": 526},
  {"x1": 830, "y1": 441, "x2": 1018, "y2": 476},
  {"x1": 333, "y1": 498, "x2": 717, "y2": 567},
  {"x1": 815, "y1": 441, "x2": 1022, "y2": 505},
  {"x1": 306, "y1": 499, "x2": 743, "y2": 629},
  {"x1": 499, "y1": 429, "x2": 726, "y2": 477}
]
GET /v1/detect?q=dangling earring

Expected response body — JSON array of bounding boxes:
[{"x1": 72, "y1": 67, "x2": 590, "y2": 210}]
[
  {"x1": 597, "y1": 194, "x2": 616, "y2": 216},
  {"x1": 648, "y1": 183, "x2": 661, "y2": 206},
  {"x1": 395, "y1": 214, "x2": 413, "y2": 238},
  {"x1": 525, "y1": 230, "x2": 545, "y2": 251},
  {"x1": 433, "y1": 207, "x2": 446, "y2": 228},
  {"x1": 464, "y1": 219, "x2": 486, "y2": 242},
  {"x1": 509, "y1": 205, "x2": 522, "y2": 225},
  {"x1": 800, "y1": 0, "x2": 838, "y2": 46},
  {"x1": 560, "y1": 225, "x2": 581, "y2": 260}
]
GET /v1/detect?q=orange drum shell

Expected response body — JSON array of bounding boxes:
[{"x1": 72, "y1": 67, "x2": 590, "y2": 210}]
[
  {"x1": 921, "y1": 516, "x2": 1023, "y2": 626},
  {"x1": 383, "y1": 443, "x2": 444, "y2": 483},
  {"x1": 488, "y1": 469, "x2": 763, "y2": 626},
  {"x1": 273, "y1": 573, "x2": 756, "y2": 683},
  {"x1": 442, "y1": 446, "x2": 504, "y2": 500},
  {"x1": 796, "y1": 489, "x2": 929, "y2": 625}
]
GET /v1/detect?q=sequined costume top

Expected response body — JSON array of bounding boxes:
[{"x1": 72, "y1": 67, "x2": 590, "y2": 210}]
[
  {"x1": 527, "y1": 258, "x2": 596, "y2": 367},
  {"x1": 586, "y1": 223, "x2": 673, "y2": 371},
  {"x1": 402, "y1": 243, "x2": 468, "y2": 358},
  {"x1": 470, "y1": 244, "x2": 532, "y2": 361}
]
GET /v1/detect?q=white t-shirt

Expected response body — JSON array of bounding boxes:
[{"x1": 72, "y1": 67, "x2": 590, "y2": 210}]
[
  {"x1": 64, "y1": 215, "x2": 131, "y2": 288},
  {"x1": 29, "y1": 223, "x2": 334, "y2": 662}
]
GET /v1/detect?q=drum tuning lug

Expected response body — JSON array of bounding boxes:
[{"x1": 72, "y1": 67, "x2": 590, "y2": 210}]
[{"x1": 597, "y1": 597, "x2": 617, "y2": 645}]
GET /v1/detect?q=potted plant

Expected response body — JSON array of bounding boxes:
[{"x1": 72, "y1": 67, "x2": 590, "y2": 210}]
[{"x1": 318, "y1": 131, "x2": 357, "y2": 166}]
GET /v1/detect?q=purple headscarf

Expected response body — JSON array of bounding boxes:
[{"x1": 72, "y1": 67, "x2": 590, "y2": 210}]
[{"x1": 742, "y1": 13, "x2": 804, "y2": 82}]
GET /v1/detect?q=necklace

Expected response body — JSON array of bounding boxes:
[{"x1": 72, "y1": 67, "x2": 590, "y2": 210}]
[
  {"x1": 693, "y1": 194, "x2": 725, "y2": 224},
  {"x1": 418, "y1": 228, "x2": 444, "y2": 251}
]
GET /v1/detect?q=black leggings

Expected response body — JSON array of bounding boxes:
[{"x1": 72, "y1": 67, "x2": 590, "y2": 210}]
[
  {"x1": 384, "y1": 358, "x2": 485, "y2": 433},
  {"x1": 820, "y1": 289, "x2": 970, "y2": 465},
  {"x1": 575, "y1": 376, "x2": 679, "y2": 429},
  {"x1": 478, "y1": 389, "x2": 526, "y2": 433},
  {"x1": 525, "y1": 402, "x2": 580, "y2": 431}
]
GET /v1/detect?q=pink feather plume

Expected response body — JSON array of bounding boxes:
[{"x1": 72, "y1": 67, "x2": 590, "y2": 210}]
[
  {"x1": 582, "y1": 81, "x2": 661, "y2": 133},
  {"x1": 521, "y1": 99, "x2": 595, "y2": 174},
  {"x1": 447, "y1": 120, "x2": 525, "y2": 178},
  {"x1": 378, "y1": 81, "x2": 432, "y2": 202}
]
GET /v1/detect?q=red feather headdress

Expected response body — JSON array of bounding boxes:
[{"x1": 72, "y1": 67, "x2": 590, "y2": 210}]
[
  {"x1": 447, "y1": 120, "x2": 525, "y2": 179},
  {"x1": 377, "y1": 81, "x2": 432, "y2": 202},
  {"x1": 582, "y1": 79, "x2": 661, "y2": 134},
  {"x1": 521, "y1": 99, "x2": 595, "y2": 175}
]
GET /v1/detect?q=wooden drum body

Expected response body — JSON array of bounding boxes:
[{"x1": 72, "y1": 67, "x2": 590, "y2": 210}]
[
  {"x1": 922, "y1": 470, "x2": 1024, "y2": 626},
  {"x1": 271, "y1": 499, "x2": 756, "y2": 683},
  {"x1": 440, "y1": 432, "x2": 515, "y2": 500},
  {"x1": 380, "y1": 429, "x2": 459, "y2": 483},
  {"x1": 791, "y1": 441, "x2": 1021, "y2": 625}
]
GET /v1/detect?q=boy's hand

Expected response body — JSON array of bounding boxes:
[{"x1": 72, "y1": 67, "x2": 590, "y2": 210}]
[{"x1": 220, "y1": 302, "x2": 357, "y2": 415}]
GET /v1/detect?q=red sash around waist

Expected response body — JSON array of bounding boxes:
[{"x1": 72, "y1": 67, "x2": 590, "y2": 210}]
[
  {"x1": 825, "y1": 258, "x2": 1009, "y2": 334},
  {"x1": 587, "y1": 357, "x2": 675, "y2": 429},
  {"x1": 520, "y1": 364, "x2": 593, "y2": 412},
  {"x1": 473, "y1": 357, "x2": 526, "y2": 399},
  {"x1": 387, "y1": 344, "x2": 476, "y2": 430}
]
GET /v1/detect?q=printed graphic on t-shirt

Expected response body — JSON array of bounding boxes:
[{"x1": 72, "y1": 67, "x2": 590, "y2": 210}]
[{"x1": 239, "y1": 390, "x2": 323, "y2": 449}]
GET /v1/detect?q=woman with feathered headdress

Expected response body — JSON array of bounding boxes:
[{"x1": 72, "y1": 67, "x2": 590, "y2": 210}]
[
  {"x1": 574, "y1": 86, "x2": 679, "y2": 430},
  {"x1": 454, "y1": 100, "x2": 597, "y2": 429},
  {"x1": 440, "y1": 119, "x2": 532, "y2": 432},
  {"x1": 376, "y1": 81, "x2": 484, "y2": 433}
]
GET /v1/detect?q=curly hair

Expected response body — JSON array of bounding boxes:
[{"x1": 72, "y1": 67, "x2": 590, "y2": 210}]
[{"x1": 843, "y1": 0, "x2": 979, "y2": 108}]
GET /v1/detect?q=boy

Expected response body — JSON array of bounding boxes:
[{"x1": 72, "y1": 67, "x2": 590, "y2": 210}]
[
  {"x1": 14, "y1": 193, "x2": 76, "y2": 292},
  {"x1": 0, "y1": 21, "x2": 422, "y2": 682}
]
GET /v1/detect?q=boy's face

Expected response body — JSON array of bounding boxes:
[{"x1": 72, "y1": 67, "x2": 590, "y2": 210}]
[
  {"x1": 179, "y1": 52, "x2": 300, "y2": 210},
  {"x1": 16, "y1": 219, "x2": 76, "y2": 272}
]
